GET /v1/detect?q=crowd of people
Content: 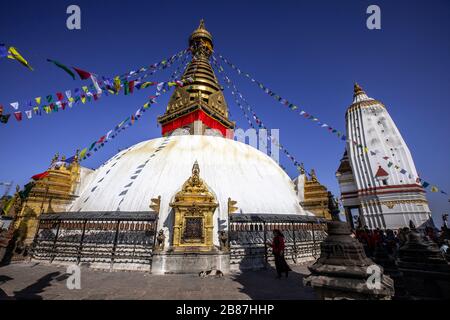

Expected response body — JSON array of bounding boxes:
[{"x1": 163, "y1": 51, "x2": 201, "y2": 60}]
[{"x1": 353, "y1": 223, "x2": 450, "y2": 259}]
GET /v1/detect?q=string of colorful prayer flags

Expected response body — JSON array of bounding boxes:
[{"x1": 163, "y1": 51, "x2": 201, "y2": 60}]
[
  {"x1": 76, "y1": 62, "x2": 192, "y2": 162},
  {"x1": 0, "y1": 50, "x2": 190, "y2": 125},
  {"x1": 214, "y1": 54, "x2": 447, "y2": 196},
  {"x1": 212, "y1": 57, "x2": 308, "y2": 176}
]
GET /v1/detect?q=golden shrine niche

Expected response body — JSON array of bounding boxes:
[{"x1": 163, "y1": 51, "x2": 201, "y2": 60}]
[{"x1": 170, "y1": 161, "x2": 217, "y2": 252}]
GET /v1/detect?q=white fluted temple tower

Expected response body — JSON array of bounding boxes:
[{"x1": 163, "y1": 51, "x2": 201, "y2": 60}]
[{"x1": 336, "y1": 84, "x2": 431, "y2": 230}]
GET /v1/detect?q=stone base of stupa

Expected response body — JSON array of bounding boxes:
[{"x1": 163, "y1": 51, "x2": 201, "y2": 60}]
[{"x1": 151, "y1": 251, "x2": 230, "y2": 274}]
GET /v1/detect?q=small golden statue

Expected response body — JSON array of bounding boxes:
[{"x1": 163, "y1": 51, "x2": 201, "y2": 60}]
[
  {"x1": 310, "y1": 169, "x2": 318, "y2": 182},
  {"x1": 156, "y1": 229, "x2": 165, "y2": 251},
  {"x1": 219, "y1": 230, "x2": 228, "y2": 252}
]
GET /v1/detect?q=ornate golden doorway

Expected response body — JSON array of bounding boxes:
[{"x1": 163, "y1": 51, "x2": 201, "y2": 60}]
[{"x1": 170, "y1": 161, "x2": 217, "y2": 252}]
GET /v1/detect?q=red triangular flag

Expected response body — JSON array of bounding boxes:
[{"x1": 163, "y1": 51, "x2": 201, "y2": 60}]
[
  {"x1": 129, "y1": 80, "x2": 135, "y2": 94},
  {"x1": 73, "y1": 67, "x2": 92, "y2": 80},
  {"x1": 97, "y1": 135, "x2": 106, "y2": 143},
  {"x1": 56, "y1": 92, "x2": 64, "y2": 101},
  {"x1": 32, "y1": 171, "x2": 49, "y2": 180},
  {"x1": 14, "y1": 111, "x2": 22, "y2": 121}
]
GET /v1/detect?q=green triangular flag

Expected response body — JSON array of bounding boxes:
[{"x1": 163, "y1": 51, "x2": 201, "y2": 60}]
[{"x1": 47, "y1": 59, "x2": 76, "y2": 80}]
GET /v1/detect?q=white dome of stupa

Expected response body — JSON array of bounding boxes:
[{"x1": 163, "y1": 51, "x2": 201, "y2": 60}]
[{"x1": 69, "y1": 135, "x2": 311, "y2": 223}]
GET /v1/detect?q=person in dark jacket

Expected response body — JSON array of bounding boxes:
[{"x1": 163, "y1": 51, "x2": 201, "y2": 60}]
[{"x1": 267, "y1": 229, "x2": 291, "y2": 278}]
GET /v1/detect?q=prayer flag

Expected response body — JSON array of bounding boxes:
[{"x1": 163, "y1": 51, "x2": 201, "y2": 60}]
[
  {"x1": 35, "y1": 97, "x2": 41, "y2": 105},
  {"x1": 91, "y1": 74, "x2": 102, "y2": 94},
  {"x1": 65, "y1": 156, "x2": 75, "y2": 164},
  {"x1": 79, "y1": 148, "x2": 87, "y2": 159},
  {"x1": 25, "y1": 110, "x2": 32, "y2": 119},
  {"x1": 0, "y1": 44, "x2": 7, "y2": 58},
  {"x1": 14, "y1": 111, "x2": 22, "y2": 121},
  {"x1": 106, "y1": 130, "x2": 113, "y2": 140},
  {"x1": 114, "y1": 76, "x2": 121, "y2": 93},
  {"x1": 431, "y1": 186, "x2": 438, "y2": 192},
  {"x1": 31, "y1": 171, "x2": 49, "y2": 180},
  {"x1": 0, "y1": 114, "x2": 11, "y2": 124},
  {"x1": 129, "y1": 80, "x2": 135, "y2": 94},
  {"x1": 73, "y1": 67, "x2": 92, "y2": 80},
  {"x1": 56, "y1": 92, "x2": 64, "y2": 101},
  {"x1": 10, "y1": 102, "x2": 19, "y2": 110},
  {"x1": 422, "y1": 181, "x2": 430, "y2": 188},
  {"x1": 7, "y1": 47, "x2": 33, "y2": 70},
  {"x1": 47, "y1": 59, "x2": 76, "y2": 79}
]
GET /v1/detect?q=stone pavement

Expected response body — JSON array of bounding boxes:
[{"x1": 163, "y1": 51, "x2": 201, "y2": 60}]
[{"x1": 0, "y1": 261, "x2": 317, "y2": 300}]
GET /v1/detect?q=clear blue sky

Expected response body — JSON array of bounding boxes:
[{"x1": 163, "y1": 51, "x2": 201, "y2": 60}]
[{"x1": 1, "y1": 0, "x2": 449, "y2": 226}]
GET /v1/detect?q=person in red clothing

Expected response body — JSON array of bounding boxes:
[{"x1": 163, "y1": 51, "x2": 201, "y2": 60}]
[{"x1": 267, "y1": 229, "x2": 291, "y2": 278}]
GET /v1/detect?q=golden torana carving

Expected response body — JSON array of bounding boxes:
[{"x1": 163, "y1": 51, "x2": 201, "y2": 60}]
[{"x1": 170, "y1": 161, "x2": 218, "y2": 252}]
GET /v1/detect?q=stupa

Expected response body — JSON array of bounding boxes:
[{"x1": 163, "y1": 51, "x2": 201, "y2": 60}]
[{"x1": 14, "y1": 21, "x2": 327, "y2": 273}]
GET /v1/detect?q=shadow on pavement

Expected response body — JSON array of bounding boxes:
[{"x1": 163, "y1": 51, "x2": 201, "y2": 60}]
[
  {"x1": 9, "y1": 271, "x2": 61, "y2": 300},
  {"x1": 230, "y1": 247, "x2": 317, "y2": 300}
]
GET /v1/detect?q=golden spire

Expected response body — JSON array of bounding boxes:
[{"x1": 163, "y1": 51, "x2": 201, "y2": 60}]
[{"x1": 158, "y1": 20, "x2": 235, "y2": 135}]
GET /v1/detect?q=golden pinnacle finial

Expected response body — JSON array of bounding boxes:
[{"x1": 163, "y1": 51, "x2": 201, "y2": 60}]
[
  {"x1": 192, "y1": 160, "x2": 200, "y2": 176},
  {"x1": 298, "y1": 162, "x2": 305, "y2": 174},
  {"x1": 199, "y1": 19, "x2": 205, "y2": 29},
  {"x1": 310, "y1": 168, "x2": 318, "y2": 181},
  {"x1": 189, "y1": 19, "x2": 213, "y2": 51},
  {"x1": 353, "y1": 82, "x2": 365, "y2": 96}
]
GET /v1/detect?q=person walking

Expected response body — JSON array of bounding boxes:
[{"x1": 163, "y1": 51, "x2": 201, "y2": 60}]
[{"x1": 267, "y1": 229, "x2": 291, "y2": 278}]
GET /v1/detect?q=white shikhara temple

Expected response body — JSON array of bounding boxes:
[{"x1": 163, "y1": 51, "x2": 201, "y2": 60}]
[{"x1": 336, "y1": 84, "x2": 431, "y2": 230}]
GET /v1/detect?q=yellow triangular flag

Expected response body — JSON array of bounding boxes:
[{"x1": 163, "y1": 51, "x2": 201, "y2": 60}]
[
  {"x1": 81, "y1": 96, "x2": 86, "y2": 104},
  {"x1": 79, "y1": 148, "x2": 87, "y2": 159},
  {"x1": 35, "y1": 97, "x2": 41, "y2": 105},
  {"x1": 7, "y1": 47, "x2": 33, "y2": 71},
  {"x1": 431, "y1": 186, "x2": 439, "y2": 192}
]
